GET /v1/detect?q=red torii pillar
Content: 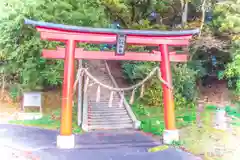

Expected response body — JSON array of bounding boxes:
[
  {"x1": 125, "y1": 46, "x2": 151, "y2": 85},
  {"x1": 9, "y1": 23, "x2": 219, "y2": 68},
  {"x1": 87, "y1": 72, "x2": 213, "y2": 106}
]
[{"x1": 25, "y1": 19, "x2": 199, "y2": 148}]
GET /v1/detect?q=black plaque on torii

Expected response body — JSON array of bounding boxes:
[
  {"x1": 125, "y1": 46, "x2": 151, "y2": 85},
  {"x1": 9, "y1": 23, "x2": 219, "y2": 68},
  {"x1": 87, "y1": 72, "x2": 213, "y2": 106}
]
[{"x1": 115, "y1": 34, "x2": 126, "y2": 56}]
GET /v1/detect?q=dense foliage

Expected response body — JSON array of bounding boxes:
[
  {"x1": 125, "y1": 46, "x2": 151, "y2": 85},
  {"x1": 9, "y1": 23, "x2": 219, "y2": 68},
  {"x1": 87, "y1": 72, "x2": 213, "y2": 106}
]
[
  {"x1": 101, "y1": 0, "x2": 202, "y2": 108},
  {"x1": 0, "y1": 0, "x2": 237, "y2": 107},
  {"x1": 0, "y1": 0, "x2": 109, "y2": 94},
  {"x1": 122, "y1": 61, "x2": 197, "y2": 107},
  {"x1": 214, "y1": 0, "x2": 240, "y2": 91}
]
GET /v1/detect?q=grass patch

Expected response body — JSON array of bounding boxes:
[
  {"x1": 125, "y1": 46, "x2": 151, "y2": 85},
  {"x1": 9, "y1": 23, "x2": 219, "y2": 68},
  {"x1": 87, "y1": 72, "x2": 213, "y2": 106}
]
[
  {"x1": 206, "y1": 104, "x2": 240, "y2": 118},
  {"x1": 205, "y1": 105, "x2": 217, "y2": 111},
  {"x1": 132, "y1": 100, "x2": 240, "y2": 159},
  {"x1": 182, "y1": 105, "x2": 240, "y2": 160},
  {"x1": 225, "y1": 106, "x2": 240, "y2": 118},
  {"x1": 206, "y1": 104, "x2": 240, "y2": 121},
  {"x1": 9, "y1": 105, "x2": 82, "y2": 134},
  {"x1": 9, "y1": 116, "x2": 60, "y2": 130},
  {"x1": 131, "y1": 99, "x2": 197, "y2": 136},
  {"x1": 134, "y1": 100, "x2": 240, "y2": 160}
]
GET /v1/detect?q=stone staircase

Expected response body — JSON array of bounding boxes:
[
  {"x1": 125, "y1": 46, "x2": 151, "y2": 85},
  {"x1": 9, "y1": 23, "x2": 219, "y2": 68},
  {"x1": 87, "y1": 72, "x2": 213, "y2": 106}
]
[{"x1": 82, "y1": 60, "x2": 140, "y2": 131}]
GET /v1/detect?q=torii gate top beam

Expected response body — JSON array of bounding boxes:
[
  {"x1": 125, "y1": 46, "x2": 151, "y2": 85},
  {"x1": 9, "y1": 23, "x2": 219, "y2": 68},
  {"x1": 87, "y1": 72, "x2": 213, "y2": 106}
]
[
  {"x1": 25, "y1": 19, "x2": 199, "y2": 37},
  {"x1": 25, "y1": 19, "x2": 199, "y2": 46}
]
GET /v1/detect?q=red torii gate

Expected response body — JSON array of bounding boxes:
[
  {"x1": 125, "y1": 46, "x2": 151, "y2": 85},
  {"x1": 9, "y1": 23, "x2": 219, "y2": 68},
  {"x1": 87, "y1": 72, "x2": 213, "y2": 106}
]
[{"x1": 25, "y1": 19, "x2": 199, "y2": 149}]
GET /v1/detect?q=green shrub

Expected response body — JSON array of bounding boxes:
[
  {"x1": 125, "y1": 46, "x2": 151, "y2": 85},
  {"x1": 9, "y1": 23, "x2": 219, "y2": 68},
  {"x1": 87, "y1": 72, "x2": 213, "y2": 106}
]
[
  {"x1": 140, "y1": 118, "x2": 165, "y2": 135},
  {"x1": 141, "y1": 78, "x2": 163, "y2": 107},
  {"x1": 122, "y1": 61, "x2": 198, "y2": 109}
]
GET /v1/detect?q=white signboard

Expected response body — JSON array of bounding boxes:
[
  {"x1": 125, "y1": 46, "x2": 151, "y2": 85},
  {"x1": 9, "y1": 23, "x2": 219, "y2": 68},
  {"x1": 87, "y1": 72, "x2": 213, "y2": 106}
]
[
  {"x1": 214, "y1": 108, "x2": 227, "y2": 130},
  {"x1": 23, "y1": 92, "x2": 42, "y2": 107}
]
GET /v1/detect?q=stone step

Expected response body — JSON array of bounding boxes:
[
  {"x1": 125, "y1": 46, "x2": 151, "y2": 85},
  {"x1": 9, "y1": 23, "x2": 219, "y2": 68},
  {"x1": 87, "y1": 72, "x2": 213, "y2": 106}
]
[
  {"x1": 88, "y1": 98, "x2": 118, "y2": 102},
  {"x1": 88, "y1": 114, "x2": 131, "y2": 119},
  {"x1": 88, "y1": 117, "x2": 132, "y2": 123},
  {"x1": 88, "y1": 107, "x2": 126, "y2": 112},
  {"x1": 88, "y1": 114, "x2": 130, "y2": 120},
  {"x1": 88, "y1": 111, "x2": 126, "y2": 115},
  {"x1": 89, "y1": 104, "x2": 123, "y2": 109},
  {"x1": 88, "y1": 123, "x2": 133, "y2": 130},
  {"x1": 89, "y1": 102, "x2": 123, "y2": 105},
  {"x1": 88, "y1": 98, "x2": 122, "y2": 102},
  {"x1": 84, "y1": 60, "x2": 135, "y2": 131},
  {"x1": 88, "y1": 111, "x2": 127, "y2": 115},
  {"x1": 93, "y1": 102, "x2": 121, "y2": 105},
  {"x1": 89, "y1": 98, "x2": 122, "y2": 103},
  {"x1": 88, "y1": 110, "x2": 128, "y2": 116},
  {"x1": 88, "y1": 119, "x2": 132, "y2": 125}
]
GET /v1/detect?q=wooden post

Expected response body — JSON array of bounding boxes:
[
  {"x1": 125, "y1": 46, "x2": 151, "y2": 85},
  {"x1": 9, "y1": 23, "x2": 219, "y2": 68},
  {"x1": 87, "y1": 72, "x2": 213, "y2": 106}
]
[
  {"x1": 160, "y1": 44, "x2": 176, "y2": 130},
  {"x1": 160, "y1": 44, "x2": 178, "y2": 144},
  {"x1": 60, "y1": 39, "x2": 76, "y2": 136}
]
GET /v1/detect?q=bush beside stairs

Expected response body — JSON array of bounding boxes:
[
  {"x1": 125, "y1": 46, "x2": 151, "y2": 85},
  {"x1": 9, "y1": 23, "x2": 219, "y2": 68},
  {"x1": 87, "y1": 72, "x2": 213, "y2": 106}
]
[{"x1": 82, "y1": 60, "x2": 140, "y2": 131}]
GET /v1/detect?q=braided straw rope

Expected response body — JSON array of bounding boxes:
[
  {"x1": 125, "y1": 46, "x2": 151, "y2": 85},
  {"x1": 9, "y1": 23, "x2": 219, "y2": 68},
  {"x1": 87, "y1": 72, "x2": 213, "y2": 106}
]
[{"x1": 73, "y1": 67, "x2": 172, "y2": 92}]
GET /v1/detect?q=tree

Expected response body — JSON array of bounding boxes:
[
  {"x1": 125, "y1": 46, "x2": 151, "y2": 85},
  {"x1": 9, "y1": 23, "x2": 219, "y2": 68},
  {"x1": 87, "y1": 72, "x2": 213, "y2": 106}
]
[
  {"x1": 0, "y1": 0, "x2": 211, "y2": 105},
  {"x1": 0, "y1": 0, "x2": 109, "y2": 93},
  {"x1": 100, "y1": 0, "x2": 174, "y2": 29},
  {"x1": 101, "y1": 1, "x2": 201, "y2": 105},
  {"x1": 214, "y1": 0, "x2": 240, "y2": 91},
  {"x1": 213, "y1": 0, "x2": 240, "y2": 35}
]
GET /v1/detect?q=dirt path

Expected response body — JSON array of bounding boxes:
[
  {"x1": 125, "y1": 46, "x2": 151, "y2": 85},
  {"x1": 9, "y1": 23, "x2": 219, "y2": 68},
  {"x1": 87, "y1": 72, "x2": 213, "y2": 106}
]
[
  {"x1": 106, "y1": 61, "x2": 129, "y2": 88},
  {"x1": 0, "y1": 91, "x2": 19, "y2": 122},
  {"x1": 198, "y1": 80, "x2": 231, "y2": 106}
]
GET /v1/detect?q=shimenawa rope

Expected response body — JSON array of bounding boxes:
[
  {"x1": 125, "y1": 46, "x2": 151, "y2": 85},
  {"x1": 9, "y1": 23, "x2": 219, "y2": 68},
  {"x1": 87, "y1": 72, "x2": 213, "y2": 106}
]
[{"x1": 73, "y1": 67, "x2": 172, "y2": 92}]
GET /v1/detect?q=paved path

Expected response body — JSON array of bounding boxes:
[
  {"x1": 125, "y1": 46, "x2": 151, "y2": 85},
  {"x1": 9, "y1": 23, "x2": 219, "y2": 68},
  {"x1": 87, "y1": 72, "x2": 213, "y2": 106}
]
[{"x1": 0, "y1": 124, "x2": 201, "y2": 160}]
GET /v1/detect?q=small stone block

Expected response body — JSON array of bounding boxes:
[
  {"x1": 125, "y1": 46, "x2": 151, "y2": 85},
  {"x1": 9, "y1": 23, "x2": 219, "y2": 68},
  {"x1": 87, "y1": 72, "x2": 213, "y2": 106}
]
[
  {"x1": 163, "y1": 129, "x2": 179, "y2": 145},
  {"x1": 57, "y1": 134, "x2": 75, "y2": 149},
  {"x1": 134, "y1": 121, "x2": 141, "y2": 129}
]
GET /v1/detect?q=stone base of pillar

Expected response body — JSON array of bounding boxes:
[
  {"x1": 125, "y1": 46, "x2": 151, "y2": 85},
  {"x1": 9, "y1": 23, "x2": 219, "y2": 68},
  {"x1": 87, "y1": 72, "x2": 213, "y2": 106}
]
[
  {"x1": 163, "y1": 129, "x2": 179, "y2": 144},
  {"x1": 82, "y1": 124, "x2": 89, "y2": 132},
  {"x1": 57, "y1": 134, "x2": 75, "y2": 149},
  {"x1": 134, "y1": 120, "x2": 141, "y2": 129}
]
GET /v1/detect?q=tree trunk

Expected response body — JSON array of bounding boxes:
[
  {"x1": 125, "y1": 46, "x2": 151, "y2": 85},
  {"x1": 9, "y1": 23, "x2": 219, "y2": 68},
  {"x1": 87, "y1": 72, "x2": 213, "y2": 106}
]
[
  {"x1": 199, "y1": 0, "x2": 207, "y2": 37},
  {"x1": 155, "y1": 13, "x2": 162, "y2": 25},
  {"x1": 181, "y1": 1, "x2": 189, "y2": 27}
]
